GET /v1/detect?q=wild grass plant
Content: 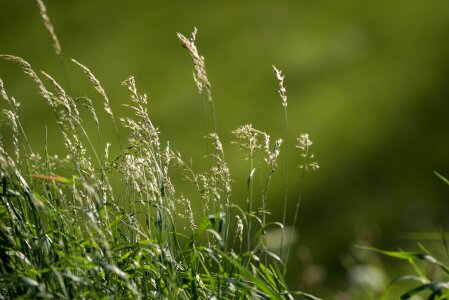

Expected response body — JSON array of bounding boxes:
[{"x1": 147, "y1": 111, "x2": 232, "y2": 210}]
[
  {"x1": 358, "y1": 173, "x2": 449, "y2": 299},
  {"x1": 0, "y1": 1, "x2": 319, "y2": 299}
]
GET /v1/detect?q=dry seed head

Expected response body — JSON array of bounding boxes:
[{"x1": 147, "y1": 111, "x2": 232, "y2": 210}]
[
  {"x1": 232, "y1": 124, "x2": 266, "y2": 159},
  {"x1": 122, "y1": 76, "x2": 148, "y2": 106},
  {"x1": 208, "y1": 132, "x2": 224, "y2": 155},
  {"x1": 273, "y1": 65, "x2": 287, "y2": 109},
  {"x1": 105, "y1": 143, "x2": 111, "y2": 161},
  {"x1": 75, "y1": 96, "x2": 99, "y2": 126},
  {"x1": 0, "y1": 55, "x2": 54, "y2": 107},
  {"x1": 263, "y1": 133, "x2": 271, "y2": 156},
  {"x1": 182, "y1": 196, "x2": 196, "y2": 230},
  {"x1": 2, "y1": 109, "x2": 19, "y2": 161},
  {"x1": 71, "y1": 58, "x2": 113, "y2": 117},
  {"x1": 208, "y1": 133, "x2": 232, "y2": 194},
  {"x1": 268, "y1": 138, "x2": 283, "y2": 169},
  {"x1": 10, "y1": 97, "x2": 20, "y2": 110},
  {"x1": 0, "y1": 80, "x2": 20, "y2": 110},
  {"x1": 177, "y1": 28, "x2": 212, "y2": 101},
  {"x1": 0, "y1": 79, "x2": 7, "y2": 100},
  {"x1": 306, "y1": 162, "x2": 320, "y2": 171},
  {"x1": 35, "y1": 0, "x2": 61, "y2": 56},
  {"x1": 236, "y1": 215, "x2": 244, "y2": 244},
  {"x1": 2, "y1": 110, "x2": 18, "y2": 134},
  {"x1": 122, "y1": 76, "x2": 137, "y2": 96},
  {"x1": 296, "y1": 133, "x2": 313, "y2": 151},
  {"x1": 296, "y1": 133, "x2": 319, "y2": 171},
  {"x1": 40, "y1": 71, "x2": 75, "y2": 117},
  {"x1": 41, "y1": 71, "x2": 66, "y2": 98}
]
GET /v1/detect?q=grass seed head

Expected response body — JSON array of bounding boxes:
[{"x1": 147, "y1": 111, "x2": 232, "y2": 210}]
[
  {"x1": 177, "y1": 28, "x2": 212, "y2": 101},
  {"x1": 0, "y1": 55, "x2": 54, "y2": 107},
  {"x1": 35, "y1": 0, "x2": 61, "y2": 56},
  {"x1": 72, "y1": 58, "x2": 113, "y2": 117},
  {"x1": 0, "y1": 78, "x2": 8, "y2": 100},
  {"x1": 296, "y1": 133, "x2": 319, "y2": 171},
  {"x1": 273, "y1": 65, "x2": 287, "y2": 109}
]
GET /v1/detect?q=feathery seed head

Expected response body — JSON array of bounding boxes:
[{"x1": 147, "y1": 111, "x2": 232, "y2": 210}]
[
  {"x1": 72, "y1": 58, "x2": 113, "y2": 117},
  {"x1": 0, "y1": 79, "x2": 7, "y2": 100},
  {"x1": 0, "y1": 55, "x2": 54, "y2": 107},
  {"x1": 273, "y1": 65, "x2": 287, "y2": 109},
  {"x1": 296, "y1": 133, "x2": 319, "y2": 171},
  {"x1": 177, "y1": 28, "x2": 212, "y2": 101},
  {"x1": 36, "y1": 0, "x2": 61, "y2": 56},
  {"x1": 296, "y1": 133, "x2": 312, "y2": 151},
  {"x1": 236, "y1": 215, "x2": 244, "y2": 244},
  {"x1": 268, "y1": 138, "x2": 283, "y2": 169},
  {"x1": 232, "y1": 124, "x2": 272, "y2": 160}
]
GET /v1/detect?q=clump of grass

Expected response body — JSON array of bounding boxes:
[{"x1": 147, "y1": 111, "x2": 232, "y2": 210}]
[
  {"x1": 0, "y1": 2, "x2": 319, "y2": 299},
  {"x1": 360, "y1": 172, "x2": 449, "y2": 300},
  {"x1": 361, "y1": 243, "x2": 449, "y2": 299}
]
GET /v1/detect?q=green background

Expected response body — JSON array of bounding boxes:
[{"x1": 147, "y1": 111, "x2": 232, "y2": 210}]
[{"x1": 1, "y1": 0, "x2": 449, "y2": 297}]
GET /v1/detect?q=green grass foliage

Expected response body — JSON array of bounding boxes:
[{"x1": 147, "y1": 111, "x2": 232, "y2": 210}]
[{"x1": 0, "y1": 3, "x2": 319, "y2": 298}]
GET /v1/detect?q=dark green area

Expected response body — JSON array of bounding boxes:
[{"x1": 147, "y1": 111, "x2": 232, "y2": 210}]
[{"x1": 1, "y1": 1, "x2": 449, "y2": 297}]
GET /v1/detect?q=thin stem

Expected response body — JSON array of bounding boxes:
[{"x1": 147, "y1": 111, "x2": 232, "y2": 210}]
[
  {"x1": 199, "y1": 92, "x2": 211, "y2": 218},
  {"x1": 247, "y1": 154, "x2": 254, "y2": 252},
  {"x1": 111, "y1": 116, "x2": 123, "y2": 153},
  {"x1": 285, "y1": 168, "x2": 306, "y2": 273},
  {"x1": 209, "y1": 99, "x2": 218, "y2": 137},
  {"x1": 280, "y1": 107, "x2": 289, "y2": 261},
  {"x1": 58, "y1": 54, "x2": 71, "y2": 94}
]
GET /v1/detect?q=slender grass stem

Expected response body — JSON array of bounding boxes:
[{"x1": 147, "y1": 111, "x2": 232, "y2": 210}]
[
  {"x1": 285, "y1": 168, "x2": 306, "y2": 271},
  {"x1": 209, "y1": 99, "x2": 218, "y2": 137},
  {"x1": 280, "y1": 107, "x2": 289, "y2": 262},
  {"x1": 247, "y1": 155, "x2": 254, "y2": 252},
  {"x1": 199, "y1": 92, "x2": 211, "y2": 221}
]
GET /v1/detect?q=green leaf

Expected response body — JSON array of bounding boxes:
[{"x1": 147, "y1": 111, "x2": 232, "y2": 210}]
[
  {"x1": 381, "y1": 275, "x2": 427, "y2": 300},
  {"x1": 285, "y1": 290, "x2": 323, "y2": 300},
  {"x1": 220, "y1": 251, "x2": 282, "y2": 300},
  {"x1": 434, "y1": 171, "x2": 449, "y2": 186},
  {"x1": 359, "y1": 246, "x2": 449, "y2": 276},
  {"x1": 400, "y1": 282, "x2": 449, "y2": 299}
]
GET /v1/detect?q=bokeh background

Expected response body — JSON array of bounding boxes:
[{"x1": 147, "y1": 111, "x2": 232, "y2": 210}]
[{"x1": 1, "y1": 1, "x2": 449, "y2": 298}]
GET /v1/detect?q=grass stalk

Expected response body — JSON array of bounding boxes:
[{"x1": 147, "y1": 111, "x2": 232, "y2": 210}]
[{"x1": 280, "y1": 107, "x2": 289, "y2": 263}]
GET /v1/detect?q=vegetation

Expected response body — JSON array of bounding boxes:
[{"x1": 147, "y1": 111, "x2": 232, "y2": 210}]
[
  {"x1": 359, "y1": 173, "x2": 449, "y2": 299},
  {"x1": 0, "y1": 1, "x2": 319, "y2": 298},
  {"x1": 2, "y1": 1, "x2": 449, "y2": 299}
]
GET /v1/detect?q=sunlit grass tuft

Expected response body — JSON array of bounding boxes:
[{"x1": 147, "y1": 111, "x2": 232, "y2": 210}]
[{"x1": 0, "y1": 1, "x2": 320, "y2": 299}]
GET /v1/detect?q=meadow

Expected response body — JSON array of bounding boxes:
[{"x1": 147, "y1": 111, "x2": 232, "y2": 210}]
[
  {"x1": 0, "y1": 1, "x2": 320, "y2": 298},
  {"x1": 2, "y1": 1, "x2": 449, "y2": 299}
]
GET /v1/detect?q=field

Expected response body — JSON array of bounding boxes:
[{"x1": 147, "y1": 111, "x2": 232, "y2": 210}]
[{"x1": 1, "y1": 1, "x2": 449, "y2": 299}]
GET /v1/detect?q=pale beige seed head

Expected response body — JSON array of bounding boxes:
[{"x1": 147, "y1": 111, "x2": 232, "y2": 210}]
[
  {"x1": 296, "y1": 133, "x2": 319, "y2": 171},
  {"x1": 104, "y1": 143, "x2": 111, "y2": 161},
  {"x1": 35, "y1": 0, "x2": 61, "y2": 56},
  {"x1": 71, "y1": 58, "x2": 113, "y2": 117},
  {"x1": 177, "y1": 28, "x2": 212, "y2": 101},
  {"x1": 273, "y1": 65, "x2": 287, "y2": 109},
  {"x1": 236, "y1": 215, "x2": 244, "y2": 244},
  {"x1": 0, "y1": 55, "x2": 54, "y2": 107},
  {"x1": 2, "y1": 109, "x2": 20, "y2": 161},
  {"x1": 296, "y1": 133, "x2": 313, "y2": 151},
  {"x1": 268, "y1": 138, "x2": 283, "y2": 168},
  {"x1": 0, "y1": 79, "x2": 7, "y2": 100}
]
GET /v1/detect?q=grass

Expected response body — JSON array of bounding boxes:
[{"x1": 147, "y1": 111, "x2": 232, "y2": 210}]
[
  {"x1": 2, "y1": 2, "x2": 448, "y2": 299},
  {"x1": 357, "y1": 172, "x2": 449, "y2": 299},
  {"x1": 361, "y1": 243, "x2": 449, "y2": 299},
  {"x1": 0, "y1": 1, "x2": 320, "y2": 299}
]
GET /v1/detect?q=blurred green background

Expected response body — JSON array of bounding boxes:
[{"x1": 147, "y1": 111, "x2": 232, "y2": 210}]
[{"x1": 1, "y1": 0, "x2": 449, "y2": 297}]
